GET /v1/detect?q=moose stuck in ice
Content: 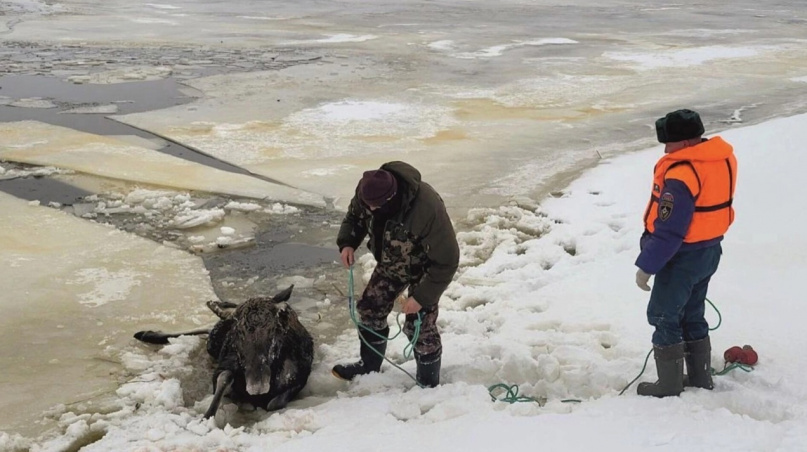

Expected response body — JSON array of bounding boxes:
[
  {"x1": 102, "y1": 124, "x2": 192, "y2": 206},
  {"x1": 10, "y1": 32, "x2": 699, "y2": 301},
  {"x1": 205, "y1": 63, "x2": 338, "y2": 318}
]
[{"x1": 134, "y1": 285, "x2": 314, "y2": 419}]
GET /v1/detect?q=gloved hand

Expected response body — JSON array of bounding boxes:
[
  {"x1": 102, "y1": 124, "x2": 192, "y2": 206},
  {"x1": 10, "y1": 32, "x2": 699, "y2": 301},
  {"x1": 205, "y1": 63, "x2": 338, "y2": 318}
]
[{"x1": 635, "y1": 268, "x2": 651, "y2": 291}]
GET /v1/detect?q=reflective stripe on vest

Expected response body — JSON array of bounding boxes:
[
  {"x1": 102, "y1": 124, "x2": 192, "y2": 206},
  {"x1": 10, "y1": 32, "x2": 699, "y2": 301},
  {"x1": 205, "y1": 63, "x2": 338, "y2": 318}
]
[{"x1": 643, "y1": 155, "x2": 736, "y2": 243}]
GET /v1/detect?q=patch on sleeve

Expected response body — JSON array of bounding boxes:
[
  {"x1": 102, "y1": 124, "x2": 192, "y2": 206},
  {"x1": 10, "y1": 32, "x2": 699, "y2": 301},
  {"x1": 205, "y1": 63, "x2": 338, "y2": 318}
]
[
  {"x1": 659, "y1": 192, "x2": 674, "y2": 221},
  {"x1": 653, "y1": 183, "x2": 661, "y2": 193}
]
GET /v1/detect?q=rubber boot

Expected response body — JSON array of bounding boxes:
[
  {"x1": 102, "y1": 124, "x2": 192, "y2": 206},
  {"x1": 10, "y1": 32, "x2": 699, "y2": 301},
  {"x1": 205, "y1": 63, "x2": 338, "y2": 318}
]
[
  {"x1": 332, "y1": 326, "x2": 389, "y2": 381},
  {"x1": 637, "y1": 342, "x2": 684, "y2": 397},
  {"x1": 415, "y1": 351, "x2": 441, "y2": 388},
  {"x1": 683, "y1": 336, "x2": 714, "y2": 390}
]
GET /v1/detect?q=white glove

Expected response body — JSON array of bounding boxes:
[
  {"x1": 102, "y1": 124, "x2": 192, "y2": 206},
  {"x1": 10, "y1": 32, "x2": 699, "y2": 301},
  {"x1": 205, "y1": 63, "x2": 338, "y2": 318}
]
[{"x1": 635, "y1": 269, "x2": 652, "y2": 291}]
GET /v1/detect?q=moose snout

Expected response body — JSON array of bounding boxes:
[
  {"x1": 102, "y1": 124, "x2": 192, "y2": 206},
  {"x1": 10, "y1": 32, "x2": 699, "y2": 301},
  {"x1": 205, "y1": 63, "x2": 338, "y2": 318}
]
[{"x1": 246, "y1": 375, "x2": 272, "y2": 395}]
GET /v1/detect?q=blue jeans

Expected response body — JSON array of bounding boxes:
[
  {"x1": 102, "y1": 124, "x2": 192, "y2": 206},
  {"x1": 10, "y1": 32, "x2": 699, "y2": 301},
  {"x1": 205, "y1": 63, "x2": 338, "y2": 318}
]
[{"x1": 647, "y1": 244, "x2": 722, "y2": 346}]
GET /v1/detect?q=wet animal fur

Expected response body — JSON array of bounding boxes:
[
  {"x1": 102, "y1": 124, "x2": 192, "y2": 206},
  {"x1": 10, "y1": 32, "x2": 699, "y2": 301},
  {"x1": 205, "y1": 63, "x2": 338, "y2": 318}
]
[{"x1": 134, "y1": 285, "x2": 313, "y2": 419}]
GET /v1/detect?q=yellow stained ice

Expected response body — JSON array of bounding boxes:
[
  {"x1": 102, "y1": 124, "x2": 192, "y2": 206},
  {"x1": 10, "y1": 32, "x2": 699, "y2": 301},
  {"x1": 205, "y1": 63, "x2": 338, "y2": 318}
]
[
  {"x1": 0, "y1": 192, "x2": 217, "y2": 437},
  {"x1": 0, "y1": 121, "x2": 325, "y2": 207}
]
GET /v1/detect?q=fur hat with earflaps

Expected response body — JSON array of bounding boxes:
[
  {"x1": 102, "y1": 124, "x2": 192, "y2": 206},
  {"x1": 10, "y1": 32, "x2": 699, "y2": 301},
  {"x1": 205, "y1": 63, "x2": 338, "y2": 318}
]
[{"x1": 656, "y1": 109, "x2": 705, "y2": 143}]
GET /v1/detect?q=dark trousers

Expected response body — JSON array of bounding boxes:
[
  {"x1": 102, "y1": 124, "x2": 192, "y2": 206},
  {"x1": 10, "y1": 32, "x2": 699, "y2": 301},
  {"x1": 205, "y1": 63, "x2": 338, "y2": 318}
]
[
  {"x1": 647, "y1": 244, "x2": 722, "y2": 346},
  {"x1": 357, "y1": 269, "x2": 442, "y2": 357}
]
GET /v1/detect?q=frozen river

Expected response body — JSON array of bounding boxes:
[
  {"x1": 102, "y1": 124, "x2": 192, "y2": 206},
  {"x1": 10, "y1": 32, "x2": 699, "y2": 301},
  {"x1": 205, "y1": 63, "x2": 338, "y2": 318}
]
[
  {"x1": 4, "y1": 0, "x2": 807, "y2": 207},
  {"x1": 1, "y1": 0, "x2": 807, "y2": 446}
]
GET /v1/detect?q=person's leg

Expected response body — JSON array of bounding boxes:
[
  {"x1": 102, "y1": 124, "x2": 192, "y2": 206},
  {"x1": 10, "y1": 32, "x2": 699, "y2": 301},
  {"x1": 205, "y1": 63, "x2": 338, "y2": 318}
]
[
  {"x1": 636, "y1": 342, "x2": 685, "y2": 397},
  {"x1": 332, "y1": 270, "x2": 407, "y2": 380},
  {"x1": 404, "y1": 303, "x2": 441, "y2": 357},
  {"x1": 646, "y1": 256, "x2": 693, "y2": 347},
  {"x1": 681, "y1": 245, "x2": 722, "y2": 389},
  {"x1": 404, "y1": 303, "x2": 441, "y2": 387},
  {"x1": 639, "y1": 254, "x2": 694, "y2": 397},
  {"x1": 356, "y1": 270, "x2": 407, "y2": 330},
  {"x1": 681, "y1": 244, "x2": 722, "y2": 341}
]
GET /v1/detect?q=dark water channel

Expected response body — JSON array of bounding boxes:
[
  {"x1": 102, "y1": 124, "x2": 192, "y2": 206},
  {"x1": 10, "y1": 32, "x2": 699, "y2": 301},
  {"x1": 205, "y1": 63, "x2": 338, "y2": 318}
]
[{"x1": 0, "y1": 74, "x2": 286, "y2": 193}]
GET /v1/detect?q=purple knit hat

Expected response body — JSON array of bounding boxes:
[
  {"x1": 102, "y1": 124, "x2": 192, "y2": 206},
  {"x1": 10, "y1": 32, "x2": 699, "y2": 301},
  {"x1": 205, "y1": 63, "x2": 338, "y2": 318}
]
[{"x1": 359, "y1": 169, "x2": 398, "y2": 207}]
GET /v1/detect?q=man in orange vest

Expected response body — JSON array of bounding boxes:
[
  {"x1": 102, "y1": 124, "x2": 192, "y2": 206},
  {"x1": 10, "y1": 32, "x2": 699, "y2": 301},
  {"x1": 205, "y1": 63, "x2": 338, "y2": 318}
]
[{"x1": 635, "y1": 109, "x2": 737, "y2": 397}]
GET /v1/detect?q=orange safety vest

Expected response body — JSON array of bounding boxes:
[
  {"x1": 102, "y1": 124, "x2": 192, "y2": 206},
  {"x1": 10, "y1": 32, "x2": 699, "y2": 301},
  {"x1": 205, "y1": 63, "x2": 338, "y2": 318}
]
[{"x1": 643, "y1": 137, "x2": 737, "y2": 243}]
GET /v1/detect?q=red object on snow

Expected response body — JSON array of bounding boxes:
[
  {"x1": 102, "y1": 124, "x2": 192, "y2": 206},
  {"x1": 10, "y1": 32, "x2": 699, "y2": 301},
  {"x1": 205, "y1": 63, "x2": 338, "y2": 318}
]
[
  {"x1": 723, "y1": 345, "x2": 758, "y2": 366},
  {"x1": 740, "y1": 345, "x2": 758, "y2": 365}
]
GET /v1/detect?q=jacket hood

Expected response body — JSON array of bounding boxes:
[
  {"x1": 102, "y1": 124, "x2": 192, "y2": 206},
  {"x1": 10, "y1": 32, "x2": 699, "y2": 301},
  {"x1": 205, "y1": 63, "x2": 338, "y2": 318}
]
[
  {"x1": 380, "y1": 161, "x2": 422, "y2": 211},
  {"x1": 669, "y1": 136, "x2": 733, "y2": 162}
]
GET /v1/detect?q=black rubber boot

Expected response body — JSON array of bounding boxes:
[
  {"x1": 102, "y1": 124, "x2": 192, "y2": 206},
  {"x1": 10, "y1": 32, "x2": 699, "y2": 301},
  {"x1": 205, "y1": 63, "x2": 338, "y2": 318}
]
[
  {"x1": 637, "y1": 342, "x2": 684, "y2": 397},
  {"x1": 415, "y1": 351, "x2": 441, "y2": 388},
  {"x1": 332, "y1": 327, "x2": 389, "y2": 381},
  {"x1": 683, "y1": 336, "x2": 715, "y2": 390}
]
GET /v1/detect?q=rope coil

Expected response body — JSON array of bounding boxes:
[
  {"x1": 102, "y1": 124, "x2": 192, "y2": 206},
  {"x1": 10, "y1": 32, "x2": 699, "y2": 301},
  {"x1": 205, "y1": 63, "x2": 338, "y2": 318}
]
[
  {"x1": 347, "y1": 265, "x2": 424, "y2": 386},
  {"x1": 488, "y1": 384, "x2": 542, "y2": 404}
]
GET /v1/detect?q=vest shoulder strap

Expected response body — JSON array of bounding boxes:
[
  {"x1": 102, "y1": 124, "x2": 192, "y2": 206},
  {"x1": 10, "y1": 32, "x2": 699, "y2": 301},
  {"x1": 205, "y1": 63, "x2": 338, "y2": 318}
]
[
  {"x1": 664, "y1": 160, "x2": 701, "y2": 198},
  {"x1": 693, "y1": 157, "x2": 735, "y2": 212}
]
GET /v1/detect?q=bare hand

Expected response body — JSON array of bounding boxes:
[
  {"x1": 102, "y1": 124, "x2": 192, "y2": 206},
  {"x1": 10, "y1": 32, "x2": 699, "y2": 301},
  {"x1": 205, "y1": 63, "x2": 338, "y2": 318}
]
[
  {"x1": 340, "y1": 247, "x2": 355, "y2": 268},
  {"x1": 401, "y1": 296, "x2": 422, "y2": 314}
]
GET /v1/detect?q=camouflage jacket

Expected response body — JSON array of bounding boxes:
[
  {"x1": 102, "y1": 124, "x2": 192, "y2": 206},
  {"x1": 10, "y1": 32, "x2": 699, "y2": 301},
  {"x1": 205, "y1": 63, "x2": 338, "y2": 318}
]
[{"x1": 337, "y1": 161, "x2": 459, "y2": 307}]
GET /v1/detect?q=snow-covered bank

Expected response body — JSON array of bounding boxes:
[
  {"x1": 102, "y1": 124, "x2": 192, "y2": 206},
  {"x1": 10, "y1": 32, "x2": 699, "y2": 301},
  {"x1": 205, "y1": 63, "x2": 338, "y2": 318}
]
[{"x1": 7, "y1": 112, "x2": 805, "y2": 451}]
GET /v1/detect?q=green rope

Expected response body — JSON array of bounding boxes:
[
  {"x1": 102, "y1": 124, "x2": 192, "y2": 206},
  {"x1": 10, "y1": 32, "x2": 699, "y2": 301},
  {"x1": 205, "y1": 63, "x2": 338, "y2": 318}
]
[
  {"x1": 347, "y1": 266, "x2": 423, "y2": 386},
  {"x1": 619, "y1": 296, "x2": 752, "y2": 395},
  {"x1": 488, "y1": 384, "x2": 541, "y2": 404},
  {"x1": 487, "y1": 384, "x2": 581, "y2": 404},
  {"x1": 707, "y1": 297, "x2": 722, "y2": 331},
  {"x1": 713, "y1": 362, "x2": 753, "y2": 376},
  {"x1": 619, "y1": 349, "x2": 654, "y2": 396}
]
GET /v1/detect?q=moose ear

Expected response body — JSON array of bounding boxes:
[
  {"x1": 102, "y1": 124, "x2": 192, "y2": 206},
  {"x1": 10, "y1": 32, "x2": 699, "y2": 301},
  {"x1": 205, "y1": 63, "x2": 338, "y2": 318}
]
[{"x1": 273, "y1": 285, "x2": 294, "y2": 303}]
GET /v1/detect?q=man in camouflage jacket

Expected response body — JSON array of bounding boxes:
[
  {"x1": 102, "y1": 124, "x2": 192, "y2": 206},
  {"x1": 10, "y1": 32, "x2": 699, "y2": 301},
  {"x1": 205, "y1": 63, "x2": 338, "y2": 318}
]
[{"x1": 332, "y1": 161, "x2": 459, "y2": 387}]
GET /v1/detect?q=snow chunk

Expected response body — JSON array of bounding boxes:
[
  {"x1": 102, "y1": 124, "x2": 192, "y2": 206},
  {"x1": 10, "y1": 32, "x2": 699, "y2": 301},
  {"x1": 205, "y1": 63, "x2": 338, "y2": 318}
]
[
  {"x1": 146, "y1": 3, "x2": 182, "y2": 10},
  {"x1": 68, "y1": 66, "x2": 173, "y2": 84},
  {"x1": 266, "y1": 203, "x2": 299, "y2": 214},
  {"x1": 0, "y1": 432, "x2": 31, "y2": 452},
  {"x1": 304, "y1": 34, "x2": 377, "y2": 43},
  {"x1": 171, "y1": 208, "x2": 226, "y2": 229},
  {"x1": 286, "y1": 101, "x2": 455, "y2": 143},
  {"x1": 604, "y1": 45, "x2": 763, "y2": 70},
  {"x1": 453, "y1": 38, "x2": 578, "y2": 59},
  {"x1": 60, "y1": 104, "x2": 119, "y2": 114},
  {"x1": 123, "y1": 189, "x2": 175, "y2": 205},
  {"x1": 9, "y1": 98, "x2": 57, "y2": 108},
  {"x1": 215, "y1": 236, "x2": 233, "y2": 246},
  {"x1": 318, "y1": 34, "x2": 376, "y2": 43},
  {"x1": 66, "y1": 268, "x2": 144, "y2": 307},
  {"x1": 224, "y1": 201, "x2": 263, "y2": 212},
  {"x1": 428, "y1": 40, "x2": 455, "y2": 51},
  {"x1": 276, "y1": 275, "x2": 314, "y2": 289},
  {"x1": 0, "y1": 165, "x2": 72, "y2": 181}
]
